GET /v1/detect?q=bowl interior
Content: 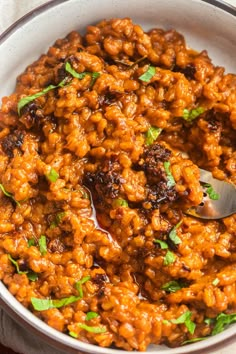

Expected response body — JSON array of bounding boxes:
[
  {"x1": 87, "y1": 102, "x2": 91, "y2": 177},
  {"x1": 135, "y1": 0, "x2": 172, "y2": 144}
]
[{"x1": 0, "y1": 0, "x2": 236, "y2": 353}]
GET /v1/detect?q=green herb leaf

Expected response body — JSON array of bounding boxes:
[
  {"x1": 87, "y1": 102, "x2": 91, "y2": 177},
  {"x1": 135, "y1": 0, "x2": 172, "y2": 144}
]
[
  {"x1": 75, "y1": 276, "x2": 91, "y2": 298},
  {"x1": 8, "y1": 254, "x2": 26, "y2": 274},
  {"x1": 212, "y1": 278, "x2": 220, "y2": 286},
  {"x1": 50, "y1": 212, "x2": 66, "y2": 229},
  {"x1": 204, "y1": 183, "x2": 220, "y2": 200},
  {"x1": 204, "y1": 318, "x2": 212, "y2": 325},
  {"x1": 212, "y1": 313, "x2": 236, "y2": 335},
  {"x1": 163, "y1": 250, "x2": 176, "y2": 266},
  {"x1": 38, "y1": 235, "x2": 47, "y2": 256},
  {"x1": 162, "y1": 319, "x2": 170, "y2": 325},
  {"x1": 182, "y1": 107, "x2": 205, "y2": 122},
  {"x1": 46, "y1": 168, "x2": 59, "y2": 183},
  {"x1": 0, "y1": 184, "x2": 20, "y2": 206},
  {"x1": 154, "y1": 239, "x2": 168, "y2": 249},
  {"x1": 28, "y1": 239, "x2": 35, "y2": 247},
  {"x1": 113, "y1": 198, "x2": 129, "y2": 208},
  {"x1": 168, "y1": 220, "x2": 182, "y2": 245},
  {"x1": 31, "y1": 295, "x2": 80, "y2": 311},
  {"x1": 138, "y1": 65, "x2": 156, "y2": 82},
  {"x1": 170, "y1": 311, "x2": 196, "y2": 334},
  {"x1": 85, "y1": 312, "x2": 99, "y2": 321},
  {"x1": 27, "y1": 271, "x2": 38, "y2": 282},
  {"x1": 163, "y1": 161, "x2": 175, "y2": 188},
  {"x1": 17, "y1": 79, "x2": 67, "y2": 115},
  {"x1": 65, "y1": 62, "x2": 100, "y2": 86},
  {"x1": 161, "y1": 280, "x2": 183, "y2": 293},
  {"x1": 8, "y1": 254, "x2": 37, "y2": 280},
  {"x1": 145, "y1": 126, "x2": 162, "y2": 145},
  {"x1": 182, "y1": 337, "x2": 206, "y2": 345},
  {"x1": 69, "y1": 331, "x2": 78, "y2": 338},
  {"x1": 78, "y1": 323, "x2": 106, "y2": 333}
]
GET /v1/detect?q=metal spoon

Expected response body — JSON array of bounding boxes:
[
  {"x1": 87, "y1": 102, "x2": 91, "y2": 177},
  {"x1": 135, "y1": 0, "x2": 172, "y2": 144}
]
[{"x1": 186, "y1": 169, "x2": 236, "y2": 220}]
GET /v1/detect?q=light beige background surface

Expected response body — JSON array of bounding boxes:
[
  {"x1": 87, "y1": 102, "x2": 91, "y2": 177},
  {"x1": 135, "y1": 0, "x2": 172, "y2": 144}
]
[{"x1": 0, "y1": 0, "x2": 236, "y2": 354}]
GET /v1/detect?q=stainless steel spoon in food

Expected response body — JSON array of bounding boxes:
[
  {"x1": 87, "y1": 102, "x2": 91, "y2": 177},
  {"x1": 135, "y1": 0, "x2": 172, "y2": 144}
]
[{"x1": 186, "y1": 169, "x2": 236, "y2": 220}]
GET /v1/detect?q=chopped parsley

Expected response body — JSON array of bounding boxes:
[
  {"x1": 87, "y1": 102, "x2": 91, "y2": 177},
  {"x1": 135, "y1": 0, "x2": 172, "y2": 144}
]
[
  {"x1": 85, "y1": 312, "x2": 99, "y2": 321},
  {"x1": 204, "y1": 183, "x2": 220, "y2": 200},
  {"x1": 50, "y1": 212, "x2": 66, "y2": 229},
  {"x1": 8, "y1": 254, "x2": 25, "y2": 274},
  {"x1": 154, "y1": 239, "x2": 168, "y2": 249},
  {"x1": 65, "y1": 62, "x2": 100, "y2": 86},
  {"x1": 75, "y1": 276, "x2": 91, "y2": 298},
  {"x1": 46, "y1": 168, "x2": 59, "y2": 183},
  {"x1": 38, "y1": 235, "x2": 47, "y2": 256},
  {"x1": 27, "y1": 239, "x2": 35, "y2": 247},
  {"x1": 18, "y1": 78, "x2": 67, "y2": 115},
  {"x1": 27, "y1": 272, "x2": 38, "y2": 282},
  {"x1": 168, "y1": 220, "x2": 182, "y2": 245},
  {"x1": 212, "y1": 313, "x2": 236, "y2": 335},
  {"x1": 163, "y1": 250, "x2": 176, "y2": 266},
  {"x1": 31, "y1": 295, "x2": 80, "y2": 311},
  {"x1": 204, "y1": 318, "x2": 214, "y2": 325},
  {"x1": 0, "y1": 184, "x2": 20, "y2": 206},
  {"x1": 163, "y1": 161, "x2": 175, "y2": 188},
  {"x1": 138, "y1": 65, "x2": 156, "y2": 82},
  {"x1": 8, "y1": 254, "x2": 38, "y2": 281},
  {"x1": 182, "y1": 107, "x2": 205, "y2": 122},
  {"x1": 168, "y1": 311, "x2": 196, "y2": 334},
  {"x1": 69, "y1": 331, "x2": 78, "y2": 338},
  {"x1": 161, "y1": 280, "x2": 183, "y2": 293},
  {"x1": 78, "y1": 323, "x2": 106, "y2": 333},
  {"x1": 113, "y1": 198, "x2": 128, "y2": 207},
  {"x1": 145, "y1": 126, "x2": 162, "y2": 145},
  {"x1": 182, "y1": 337, "x2": 206, "y2": 345},
  {"x1": 212, "y1": 278, "x2": 220, "y2": 286}
]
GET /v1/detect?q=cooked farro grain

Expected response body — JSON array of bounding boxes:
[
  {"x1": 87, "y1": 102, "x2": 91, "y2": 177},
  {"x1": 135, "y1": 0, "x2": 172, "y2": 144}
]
[{"x1": 0, "y1": 18, "x2": 236, "y2": 351}]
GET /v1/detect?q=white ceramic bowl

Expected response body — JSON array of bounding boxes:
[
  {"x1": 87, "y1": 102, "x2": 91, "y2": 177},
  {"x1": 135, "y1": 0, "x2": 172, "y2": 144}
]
[{"x1": 0, "y1": 1, "x2": 236, "y2": 353}]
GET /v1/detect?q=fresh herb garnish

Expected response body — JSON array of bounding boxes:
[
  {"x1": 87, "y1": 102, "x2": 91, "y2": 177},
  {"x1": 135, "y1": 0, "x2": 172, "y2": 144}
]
[
  {"x1": 182, "y1": 337, "x2": 206, "y2": 345},
  {"x1": 182, "y1": 107, "x2": 205, "y2": 122},
  {"x1": 0, "y1": 184, "x2": 20, "y2": 206},
  {"x1": 65, "y1": 62, "x2": 100, "y2": 86},
  {"x1": 75, "y1": 276, "x2": 91, "y2": 298},
  {"x1": 163, "y1": 161, "x2": 175, "y2": 188},
  {"x1": 212, "y1": 278, "x2": 220, "y2": 286},
  {"x1": 8, "y1": 254, "x2": 37, "y2": 281},
  {"x1": 113, "y1": 198, "x2": 129, "y2": 208},
  {"x1": 204, "y1": 318, "x2": 213, "y2": 325},
  {"x1": 163, "y1": 250, "x2": 176, "y2": 266},
  {"x1": 27, "y1": 239, "x2": 36, "y2": 247},
  {"x1": 78, "y1": 323, "x2": 106, "y2": 333},
  {"x1": 50, "y1": 212, "x2": 66, "y2": 229},
  {"x1": 138, "y1": 65, "x2": 156, "y2": 82},
  {"x1": 204, "y1": 183, "x2": 220, "y2": 200},
  {"x1": 212, "y1": 313, "x2": 236, "y2": 335},
  {"x1": 168, "y1": 220, "x2": 182, "y2": 245},
  {"x1": 27, "y1": 271, "x2": 38, "y2": 281},
  {"x1": 161, "y1": 280, "x2": 183, "y2": 293},
  {"x1": 8, "y1": 254, "x2": 26, "y2": 274},
  {"x1": 46, "y1": 168, "x2": 59, "y2": 183},
  {"x1": 17, "y1": 79, "x2": 67, "y2": 115},
  {"x1": 69, "y1": 331, "x2": 78, "y2": 338},
  {"x1": 169, "y1": 311, "x2": 196, "y2": 334},
  {"x1": 85, "y1": 312, "x2": 99, "y2": 321},
  {"x1": 154, "y1": 239, "x2": 168, "y2": 249},
  {"x1": 145, "y1": 127, "x2": 162, "y2": 145},
  {"x1": 38, "y1": 235, "x2": 47, "y2": 256},
  {"x1": 31, "y1": 295, "x2": 80, "y2": 311}
]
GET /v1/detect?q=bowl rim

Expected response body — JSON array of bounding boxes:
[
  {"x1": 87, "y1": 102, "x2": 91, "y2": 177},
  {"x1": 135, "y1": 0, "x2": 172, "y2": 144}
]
[
  {"x1": 0, "y1": 0, "x2": 235, "y2": 44},
  {"x1": 0, "y1": 0, "x2": 236, "y2": 353}
]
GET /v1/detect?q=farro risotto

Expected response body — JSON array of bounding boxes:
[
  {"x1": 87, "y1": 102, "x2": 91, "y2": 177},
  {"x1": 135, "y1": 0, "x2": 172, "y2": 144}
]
[{"x1": 0, "y1": 17, "x2": 236, "y2": 351}]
